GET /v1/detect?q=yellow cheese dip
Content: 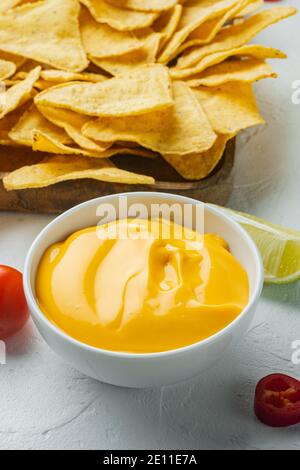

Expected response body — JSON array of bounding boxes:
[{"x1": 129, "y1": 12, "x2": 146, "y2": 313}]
[{"x1": 36, "y1": 218, "x2": 249, "y2": 353}]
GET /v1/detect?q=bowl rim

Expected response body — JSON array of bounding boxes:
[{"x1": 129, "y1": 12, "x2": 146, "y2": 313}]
[{"x1": 24, "y1": 192, "x2": 264, "y2": 360}]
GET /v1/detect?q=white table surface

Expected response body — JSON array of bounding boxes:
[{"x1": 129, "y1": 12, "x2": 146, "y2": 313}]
[{"x1": 1, "y1": 1, "x2": 300, "y2": 450}]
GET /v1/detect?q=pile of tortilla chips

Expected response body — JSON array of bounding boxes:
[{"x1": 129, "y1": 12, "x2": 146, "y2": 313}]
[{"x1": 0, "y1": 0, "x2": 296, "y2": 190}]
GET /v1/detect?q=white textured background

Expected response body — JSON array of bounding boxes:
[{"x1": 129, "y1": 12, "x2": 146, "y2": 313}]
[{"x1": 0, "y1": 0, "x2": 300, "y2": 450}]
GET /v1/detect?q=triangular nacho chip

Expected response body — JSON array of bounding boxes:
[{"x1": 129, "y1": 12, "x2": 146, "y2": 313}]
[
  {"x1": 0, "y1": 59, "x2": 16, "y2": 81},
  {"x1": 32, "y1": 130, "x2": 110, "y2": 157},
  {"x1": 32, "y1": 129, "x2": 155, "y2": 159},
  {"x1": 0, "y1": 0, "x2": 88, "y2": 72},
  {"x1": 80, "y1": 7, "x2": 143, "y2": 59},
  {"x1": 170, "y1": 44, "x2": 286, "y2": 79},
  {"x1": 105, "y1": 0, "x2": 177, "y2": 12},
  {"x1": 0, "y1": 103, "x2": 30, "y2": 146},
  {"x1": 40, "y1": 70, "x2": 107, "y2": 84},
  {"x1": 83, "y1": 81, "x2": 216, "y2": 156},
  {"x1": 8, "y1": 105, "x2": 72, "y2": 147},
  {"x1": 37, "y1": 105, "x2": 111, "y2": 152},
  {"x1": 163, "y1": 134, "x2": 232, "y2": 180},
  {"x1": 80, "y1": 0, "x2": 158, "y2": 31},
  {"x1": 3, "y1": 154, "x2": 155, "y2": 190},
  {"x1": 34, "y1": 65, "x2": 173, "y2": 117},
  {"x1": 158, "y1": 0, "x2": 239, "y2": 64},
  {"x1": 154, "y1": 4, "x2": 183, "y2": 51},
  {"x1": 91, "y1": 31, "x2": 161, "y2": 76},
  {"x1": 176, "y1": 0, "x2": 253, "y2": 55},
  {"x1": 176, "y1": 6, "x2": 296, "y2": 69},
  {"x1": 186, "y1": 58, "x2": 276, "y2": 87},
  {"x1": 237, "y1": 0, "x2": 263, "y2": 16},
  {"x1": 0, "y1": 66, "x2": 40, "y2": 119},
  {"x1": 0, "y1": 51, "x2": 27, "y2": 70},
  {"x1": 193, "y1": 83, "x2": 265, "y2": 134},
  {"x1": 0, "y1": 0, "x2": 23, "y2": 12}
]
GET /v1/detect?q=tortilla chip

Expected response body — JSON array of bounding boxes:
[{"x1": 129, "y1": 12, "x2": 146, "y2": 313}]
[
  {"x1": 0, "y1": 51, "x2": 27, "y2": 70},
  {"x1": 186, "y1": 58, "x2": 276, "y2": 87},
  {"x1": 0, "y1": 66, "x2": 40, "y2": 119},
  {"x1": 154, "y1": 5, "x2": 183, "y2": 51},
  {"x1": 0, "y1": 104, "x2": 30, "y2": 146},
  {"x1": 83, "y1": 81, "x2": 216, "y2": 156},
  {"x1": 163, "y1": 134, "x2": 232, "y2": 180},
  {"x1": 8, "y1": 105, "x2": 72, "y2": 147},
  {"x1": 0, "y1": 0, "x2": 88, "y2": 72},
  {"x1": 32, "y1": 130, "x2": 110, "y2": 157},
  {"x1": 0, "y1": 59, "x2": 16, "y2": 81},
  {"x1": 176, "y1": 18, "x2": 225, "y2": 55},
  {"x1": 91, "y1": 31, "x2": 161, "y2": 76},
  {"x1": 3, "y1": 79, "x2": 20, "y2": 88},
  {"x1": 80, "y1": 8, "x2": 143, "y2": 59},
  {"x1": 17, "y1": 69, "x2": 106, "y2": 85},
  {"x1": 176, "y1": 0, "x2": 253, "y2": 55},
  {"x1": 16, "y1": 71, "x2": 40, "y2": 81},
  {"x1": 40, "y1": 70, "x2": 107, "y2": 84},
  {"x1": 193, "y1": 83, "x2": 265, "y2": 134},
  {"x1": 37, "y1": 105, "x2": 111, "y2": 152},
  {"x1": 170, "y1": 44, "x2": 286, "y2": 79},
  {"x1": 237, "y1": 0, "x2": 263, "y2": 16},
  {"x1": 176, "y1": 7, "x2": 296, "y2": 69},
  {"x1": 0, "y1": 0, "x2": 23, "y2": 12},
  {"x1": 80, "y1": 0, "x2": 158, "y2": 31},
  {"x1": 32, "y1": 129, "x2": 156, "y2": 160},
  {"x1": 3, "y1": 154, "x2": 155, "y2": 190},
  {"x1": 34, "y1": 64, "x2": 173, "y2": 117},
  {"x1": 9, "y1": 74, "x2": 54, "y2": 91},
  {"x1": 158, "y1": 0, "x2": 239, "y2": 64},
  {"x1": 105, "y1": 0, "x2": 177, "y2": 12}
]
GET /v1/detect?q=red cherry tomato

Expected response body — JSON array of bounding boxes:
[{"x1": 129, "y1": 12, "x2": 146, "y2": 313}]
[
  {"x1": 254, "y1": 374, "x2": 300, "y2": 427},
  {"x1": 0, "y1": 265, "x2": 29, "y2": 339}
]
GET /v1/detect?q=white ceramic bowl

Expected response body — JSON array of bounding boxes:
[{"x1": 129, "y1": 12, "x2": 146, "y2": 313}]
[{"x1": 24, "y1": 192, "x2": 263, "y2": 388}]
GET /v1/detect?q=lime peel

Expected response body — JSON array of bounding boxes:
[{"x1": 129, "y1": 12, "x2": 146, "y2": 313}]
[{"x1": 210, "y1": 205, "x2": 300, "y2": 284}]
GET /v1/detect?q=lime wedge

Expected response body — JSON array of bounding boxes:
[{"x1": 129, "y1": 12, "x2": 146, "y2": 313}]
[{"x1": 211, "y1": 205, "x2": 300, "y2": 284}]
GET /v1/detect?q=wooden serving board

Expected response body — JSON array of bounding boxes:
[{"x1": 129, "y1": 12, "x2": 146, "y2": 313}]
[{"x1": 0, "y1": 140, "x2": 235, "y2": 214}]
